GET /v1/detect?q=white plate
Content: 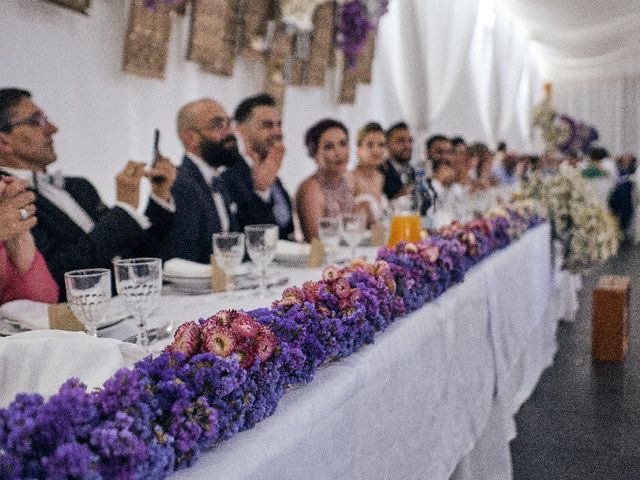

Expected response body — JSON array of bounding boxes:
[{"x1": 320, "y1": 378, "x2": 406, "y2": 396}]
[
  {"x1": 274, "y1": 253, "x2": 308, "y2": 267},
  {"x1": 162, "y1": 262, "x2": 250, "y2": 279},
  {"x1": 0, "y1": 313, "x2": 129, "y2": 337}
]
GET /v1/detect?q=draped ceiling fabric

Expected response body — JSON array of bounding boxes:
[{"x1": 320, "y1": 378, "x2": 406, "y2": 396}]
[
  {"x1": 506, "y1": 0, "x2": 640, "y2": 155},
  {"x1": 0, "y1": 0, "x2": 635, "y2": 202}
]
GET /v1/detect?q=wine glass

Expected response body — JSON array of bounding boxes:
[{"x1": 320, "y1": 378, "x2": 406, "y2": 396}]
[
  {"x1": 212, "y1": 232, "x2": 245, "y2": 292},
  {"x1": 113, "y1": 258, "x2": 162, "y2": 348},
  {"x1": 64, "y1": 268, "x2": 111, "y2": 337},
  {"x1": 318, "y1": 216, "x2": 342, "y2": 265},
  {"x1": 341, "y1": 213, "x2": 367, "y2": 259},
  {"x1": 244, "y1": 224, "x2": 278, "y2": 298}
]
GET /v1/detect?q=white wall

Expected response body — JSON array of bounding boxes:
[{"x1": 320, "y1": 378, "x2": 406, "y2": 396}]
[{"x1": 0, "y1": 0, "x2": 540, "y2": 204}]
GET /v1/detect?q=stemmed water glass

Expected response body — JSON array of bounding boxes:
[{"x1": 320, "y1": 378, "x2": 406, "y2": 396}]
[
  {"x1": 64, "y1": 268, "x2": 112, "y2": 337},
  {"x1": 318, "y1": 216, "x2": 342, "y2": 265},
  {"x1": 212, "y1": 232, "x2": 245, "y2": 293},
  {"x1": 341, "y1": 213, "x2": 367, "y2": 260},
  {"x1": 113, "y1": 258, "x2": 162, "y2": 349},
  {"x1": 244, "y1": 224, "x2": 279, "y2": 298}
]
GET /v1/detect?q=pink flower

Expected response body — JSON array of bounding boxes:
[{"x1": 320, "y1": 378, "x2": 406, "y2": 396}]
[
  {"x1": 420, "y1": 245, "x2": 439, "y2": 263},
  {"x1": 322, "y1": 266, "x2": 340, "y2": 282},
  {"x1": 230, "y1": 315, "x2": 261, "y2": 339},
  {"x1": 373, "y1": 260, "x2": 390, "y2": 276},
  {"x1": 256, "y1": 326, "x2": 278, "y2": 362},
  {"x1": 202, "y1": 326, "x2": 235, "y2": 357},
  {"x1": 385, "y1": 278, "x2": 396, "y2": 294},
  {"x1": 302, "y1": 281, "x2": 321, "y2": 303},
  {"x1": 236, "y1": 348, "x2": 257, "y2": 369},
  {"x1": 333, "y1": 278, "x2": 352, "y2": 299},
  {"x1": 275, "y1": 287, "x2": 305, "y2": 308},
  {"x1": 403, "y1": 243, "x2": 418, "y2": 254},
  {"x1": 168, "y1": 321, "x2": 201, "y2": 358}
]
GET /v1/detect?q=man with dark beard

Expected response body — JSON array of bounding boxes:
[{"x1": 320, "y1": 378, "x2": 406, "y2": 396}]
[
  {"x1": 379, "y1": 122, "x2": 415, "y2": 199},
  {"x1": 160, "y1": 98, "x2": 245, "y2": 263},
  {"x1": 229, "y1": 93, "x2": 294, "y2": 240}
]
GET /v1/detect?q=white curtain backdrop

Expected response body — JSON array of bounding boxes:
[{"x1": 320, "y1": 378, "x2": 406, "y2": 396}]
[
  {"x1": 1, "y1": 0, "x2": 542, "y2": 203},
  {"x1": 506, "y1": 0, "x2": 640, "y2": 156}
]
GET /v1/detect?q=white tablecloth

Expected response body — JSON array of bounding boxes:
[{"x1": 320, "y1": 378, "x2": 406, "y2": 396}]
[
  {"x1": 167, "y1": 224, "x2": 562, "y2": 480},
  {"x1": 3, "y1": 224, "x2": 579, "y2": 480}
]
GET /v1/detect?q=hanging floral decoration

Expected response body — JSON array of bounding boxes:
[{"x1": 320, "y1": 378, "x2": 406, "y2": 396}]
[{"x1": 336, "y1": 0, "x2": 381, "y2": 68}]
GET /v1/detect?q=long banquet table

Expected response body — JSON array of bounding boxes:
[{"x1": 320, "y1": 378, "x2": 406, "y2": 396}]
[{"x1": 144, "y1": 223, "x2": 559, "y2": 480}]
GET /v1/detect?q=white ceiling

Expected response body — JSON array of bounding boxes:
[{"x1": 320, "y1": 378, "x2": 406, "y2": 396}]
[{"x1": 504, "y1": 0, "x2": 640, "y2": 78}]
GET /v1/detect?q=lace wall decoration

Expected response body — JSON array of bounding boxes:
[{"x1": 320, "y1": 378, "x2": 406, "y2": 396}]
[
  {"x1": 187, "y1": 0, "x2": 238, "y2": 76},
  {"x1": 122, "y1": 0, "x2": 172, "y2": 79}
]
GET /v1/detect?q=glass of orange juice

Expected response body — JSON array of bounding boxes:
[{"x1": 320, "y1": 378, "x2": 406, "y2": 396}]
[{"x1": 387, "y1": 213, "x2": 422, "y2": 247}]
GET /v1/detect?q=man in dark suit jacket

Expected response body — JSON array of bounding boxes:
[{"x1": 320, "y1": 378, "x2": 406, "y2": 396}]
[
  {"x1": 231, "y1": 93, "x2": 294, "y2": 240},
  {"x1": 0, "y1": 88, "x2": 176, "y2": 299},
  {"x1": 159, "y1": 98, "x2": 242, "y2": 264},
  {"x1": 380, "y1": 122, "x2": 416, "y2": 199}
]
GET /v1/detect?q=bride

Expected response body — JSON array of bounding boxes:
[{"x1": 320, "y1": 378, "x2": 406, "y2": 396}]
[{"x1": 351, "y1": 122, "x2": 390, "y2": 226}]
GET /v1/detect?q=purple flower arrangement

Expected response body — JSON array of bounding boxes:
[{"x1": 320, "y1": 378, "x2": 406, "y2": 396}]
[
  {"x1": 0, "y1": 205, "x2": 545, "y2": 479},
  {"x1": 336, "y1": 0, "x2": 390, "y2": 68}
]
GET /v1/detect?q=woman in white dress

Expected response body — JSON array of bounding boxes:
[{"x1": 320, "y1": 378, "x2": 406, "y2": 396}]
[{"x1": 351, "y1": 122, "x2": 389, "y2": 227}]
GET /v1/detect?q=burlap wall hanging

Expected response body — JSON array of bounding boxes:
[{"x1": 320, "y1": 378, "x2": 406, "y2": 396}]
[
  {"x1": 305, "y1": 2, "x2": 336, "y2": 87},
  {"x1": 241, "y1": 0, "x2": 277, "y2": 61},
  {"x1": 338, "y1": 55, "x2": 359, "y2": 104},
  {"x1": 187, "y1": 0, "x2": 238, "y2": 76},
  {"x1": 263, "y1": 23, "x2": 295, "y2": 107},
  {"x1": 43, "y1": 0, "x2": 90, "y2": 14},
  {"x1": 356, "y1": 29, "x2": 376, "y2": 84},
  {"x1": 338, "y1": 30, "x2": 377, "y2": 104},
  {"x1": 122, "y1": 0, "x2": 172, "y2": 79}
]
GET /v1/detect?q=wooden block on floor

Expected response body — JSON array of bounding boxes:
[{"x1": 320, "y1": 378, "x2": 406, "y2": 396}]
[{"x1": 592, "y1": 275, "x2": 631, "y2": 361}]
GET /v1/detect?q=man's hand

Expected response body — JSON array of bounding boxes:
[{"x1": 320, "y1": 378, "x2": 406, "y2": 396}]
[
  {"x1": 0, "y1": 178, "x2": 37, "y2": 273},
  {"x1": 252, "y1": 141, "x2": 285, "y2": 193},
  {"x1": 116, "y1": 161, "x2": 145, "y2": 209},
  {"x1": 146, "y1": 156, "x2": 176, "y2": 203},
  {"x1": 0, "y1": 179, "x2": 37, "y2": 242}
]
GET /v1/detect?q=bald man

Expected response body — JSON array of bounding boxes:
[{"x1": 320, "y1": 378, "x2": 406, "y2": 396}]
[{"x1": 159, "y1": 98, "x2": 245, "y2": 263}]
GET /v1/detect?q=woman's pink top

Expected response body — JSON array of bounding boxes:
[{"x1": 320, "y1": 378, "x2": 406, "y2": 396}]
[{"x1": 0, "y1": 243, "x2": 59, "y2": 304}]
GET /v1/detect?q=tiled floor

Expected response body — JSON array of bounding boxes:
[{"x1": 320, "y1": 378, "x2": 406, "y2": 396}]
[{"x1": 511, "y1": 241, "x2": 640, "y2": 479}]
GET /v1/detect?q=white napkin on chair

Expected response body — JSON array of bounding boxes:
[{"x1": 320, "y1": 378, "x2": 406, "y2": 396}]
[
  {"x1": 0, "y1": 300, "x2": 49, "y2": 330},
  {"x1": 0, "y1": 330, "x2": 144, "y2": 408},
  {"x1": 163, "y1": 258, "x2": 212, "y2": 278}
]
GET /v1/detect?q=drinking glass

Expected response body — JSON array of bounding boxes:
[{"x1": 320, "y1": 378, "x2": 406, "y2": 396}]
[
  {"x1": 341, "y1": 213, "x2": 367, "y2": 259},
  {"x1": 318, "y1": 216, "x2": 342, "y2": 264},
  {"x1": 113, "y1": 258, "x2": 162, "y2": 348},
  {"x1": 64, "y1": 268, "x2": 111, "y2": 337},
  {"x1": 212, "y1": 232, "x2": 245, "y2": 292},
  {"x1": 244, "y1": 224, "x2": 278, "y2": 298}
]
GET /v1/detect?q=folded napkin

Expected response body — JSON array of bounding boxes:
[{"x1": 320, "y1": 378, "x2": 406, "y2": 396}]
[
  {"x1": 0, "y1": 330, "x2": 145, "y2": 408},
  {"x1": 0, "y1": 299, "x2": 49, "y2": 330},
  {"x1": 276, "y1": 240, "x2": 311, "y2": 256},
  {"x1": 164, "y1": 258, "x2": 212, "y2": 279}
]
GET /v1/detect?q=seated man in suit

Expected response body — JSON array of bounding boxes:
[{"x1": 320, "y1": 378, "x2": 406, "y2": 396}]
[
  {"x1": 230, "y1": 93, "x2": 294, "y2": 240},
  {"x1": 379, "y1": 122, "x2": 415, "y2": 200},
  {"x1": 0, "y1": 88, "x2": 176, "y2": 299},
  {"x1": 160, "y1": 98, "x2": 244, "y2": 263}
]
